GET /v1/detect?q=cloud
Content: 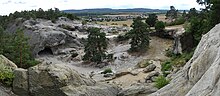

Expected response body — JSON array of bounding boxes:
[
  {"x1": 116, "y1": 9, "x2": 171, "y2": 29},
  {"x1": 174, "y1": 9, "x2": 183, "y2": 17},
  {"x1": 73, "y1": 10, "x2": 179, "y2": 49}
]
[
  {"x1": 0, "y1": 0, "x2": 203, "y2": 15},
  {"x1": 14, "y1": 1, "x2": 26, "y2": 4},
  {"x1": 2, "y1": 0, "x2": 12, "y2": 4}
]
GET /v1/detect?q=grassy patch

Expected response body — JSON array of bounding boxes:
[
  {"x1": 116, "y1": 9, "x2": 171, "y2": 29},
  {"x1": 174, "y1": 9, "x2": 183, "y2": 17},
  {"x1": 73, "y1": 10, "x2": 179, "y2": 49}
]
[
  {"x1": 101, "y1": 68, "x2": 113, "y2": 74},
  {"x1": 162, "y1": 51, "x2": 194, "y2": 76},
  {"x1": 155, "y1": 75, "x2": 170, "y2": 89},
  {"x1": 0, "y1": 64, "x2": 14, "y2": 87}
]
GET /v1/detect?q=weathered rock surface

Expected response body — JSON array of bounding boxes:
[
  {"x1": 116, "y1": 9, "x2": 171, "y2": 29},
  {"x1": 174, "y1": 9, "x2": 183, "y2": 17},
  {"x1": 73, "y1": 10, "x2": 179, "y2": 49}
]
[
  {"x1": 0, "y1": 55, "x2": 17, "y2": 69},
  {"x1": 7, "y1": 18, "x2": 83, "y2": 56},
  {"x1": 118, "y1": 84, "x2": 158, "y2": 96},
  {"x1": 143, "y1": 64, "x2": 156, "y2": 73},
  {"x1": 13, "y1": 68, "x2": 28, "y2": 96},
  {"x1": 6, "y1": 18, "x2": 130, "y2": 57},
  {"x1": 150, "y1": 24, "x2": 220, "y2": 96},
  {"x1": 0, "y1": 85, "x2": 11, "y2": 96},
  {"x1": 13, "y1": 63, "x2": 119, "y2": 96}
]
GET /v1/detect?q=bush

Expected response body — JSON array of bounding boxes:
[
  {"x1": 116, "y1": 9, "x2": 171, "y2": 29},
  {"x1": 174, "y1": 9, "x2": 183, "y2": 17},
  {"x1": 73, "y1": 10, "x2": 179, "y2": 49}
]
[
  {"x1": 0, "y1": 64, "x2": 14, "y2": 87},
  {"x1": 165, "y1": 50, "x2": 174, "y2": 57},
  {"x1": 155, "y1": 21, "x2": 165, "y2": 32},
  {"x1": 161, "y1": 61, "x2": 172, "y2": 76},
  {"x1": 155, "y1": 75, "x2": 170, "y2": 89},
  {"x1": 101, "y1": 68, "x2": 113, "y2": 74},
  {"x1": 116, "y1": 34, "x2": 129, "y2": 42}
]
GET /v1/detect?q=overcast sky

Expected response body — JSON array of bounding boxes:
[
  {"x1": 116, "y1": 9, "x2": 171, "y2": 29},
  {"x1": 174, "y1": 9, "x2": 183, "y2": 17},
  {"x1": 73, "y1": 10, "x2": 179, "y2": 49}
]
[{"x1": 0, "y1": 0, "x2": 203, "y2": 15}]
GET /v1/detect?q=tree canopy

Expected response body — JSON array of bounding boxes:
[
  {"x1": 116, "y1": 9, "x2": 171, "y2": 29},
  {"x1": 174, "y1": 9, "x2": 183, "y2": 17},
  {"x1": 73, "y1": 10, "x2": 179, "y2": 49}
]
[
  {"x1": 166, "y1": 6, "x2": 178, "y2": 20},
  {"x1": 83, "y1": 27, "x2": 108, "y2": 63},
  {"x1": 0, "y1": 29, "x2": 39, "y2": 68},
  {"x1": 128, "y1": 17, "x2": 150, "y2": 52},
  {"x1": 146, "y1": 14, "x2": 158, "y2": 27}
]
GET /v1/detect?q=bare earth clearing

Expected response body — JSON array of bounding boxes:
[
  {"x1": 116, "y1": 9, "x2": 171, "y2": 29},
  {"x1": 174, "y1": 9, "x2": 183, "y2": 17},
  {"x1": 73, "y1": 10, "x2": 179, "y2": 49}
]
[{"x1": 36, "y1": 36, "x2": 173, "y2": 87}]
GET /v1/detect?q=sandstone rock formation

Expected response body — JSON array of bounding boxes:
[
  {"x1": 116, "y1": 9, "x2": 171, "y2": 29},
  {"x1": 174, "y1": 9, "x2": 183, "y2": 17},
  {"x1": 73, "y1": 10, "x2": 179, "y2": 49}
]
[
  {"x1": 0, "y1": 55, "x2": 17, "y2": 96},
  {"x1": 150, "y1": 24, "x2": 220, "y2": 96},
  {"x1": 118, "y1": 83, "x2": 158, "y2": 96},
  {"x1": 6, "y1": 18, "x2": 130, "y2": 57},
  {"x1": 0, "y1": 55, "x2": 17, "y2": 70},
  {"x1": 13, "y1": 63, "x2": 119, "y2": 96},
  {"x1": 13, "y1": 68, "x2": 28, "y2": 96}
]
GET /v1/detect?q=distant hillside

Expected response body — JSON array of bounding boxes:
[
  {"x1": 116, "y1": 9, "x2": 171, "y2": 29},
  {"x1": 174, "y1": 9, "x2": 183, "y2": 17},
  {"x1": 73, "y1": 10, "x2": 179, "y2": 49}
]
[{"x1": 63, "y1": 8, "x2": 168, "y2": 14}]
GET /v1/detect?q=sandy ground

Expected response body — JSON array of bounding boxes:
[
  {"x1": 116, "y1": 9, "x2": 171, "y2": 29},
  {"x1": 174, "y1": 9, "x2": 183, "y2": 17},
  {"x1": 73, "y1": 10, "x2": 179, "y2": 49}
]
[{"x1": 36, "y1": 36, "x2": 173, "y2": 86}]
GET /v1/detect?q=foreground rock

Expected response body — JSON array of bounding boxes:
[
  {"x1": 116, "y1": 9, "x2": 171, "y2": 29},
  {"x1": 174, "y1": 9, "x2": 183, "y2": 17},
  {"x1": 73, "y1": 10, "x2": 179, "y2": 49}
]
[
  {"x1": 150, "y1": 24, "x2": 220, "y2": 96},
  {"x1": 118, "y1": 84, "x2": 158, "y2": 96},
  {"x1": 0, "y1": 55, "x2": 17, "y2": 69},
  {"x1": 0, "y1": 55, "x2": 17, "y2": 96},
  {"x1": 13, "y1": 63, "x2": 119, "y2": 96},
  {"x1": 13, "y1": 68, "x2": 28, "y2": 96}
]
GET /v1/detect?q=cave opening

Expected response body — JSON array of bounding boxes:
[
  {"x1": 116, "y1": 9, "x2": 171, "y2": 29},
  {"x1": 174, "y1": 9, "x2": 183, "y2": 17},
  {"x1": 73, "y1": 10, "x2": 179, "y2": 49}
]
[{"x1": 38, "y1": 47, "x2": 53, "y2": 56}]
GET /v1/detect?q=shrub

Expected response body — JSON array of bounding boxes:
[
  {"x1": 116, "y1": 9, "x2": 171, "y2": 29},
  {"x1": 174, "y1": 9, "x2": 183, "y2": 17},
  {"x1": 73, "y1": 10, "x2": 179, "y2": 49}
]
[
  {"x1": 116, "y1": 34, "x2": 129, "y2": 42},
  {"x1": 165, "y1": 50, "x2": 174, "y2": 57},
  {"x1": 101, "y1": 68, "x2": 113, "y2": 74},
  {"x1": 155, "y1": 75, "x2": 170, "y2": 89},
  {"x1": 161, "y1": 61, "x2": 172, "y2": 76},
  {"x1": 0, "y1": 64, "x2": 14, "y2": 87},
  {"x1": 155, "y1": 21, "x2": 165, "y2": 32}
]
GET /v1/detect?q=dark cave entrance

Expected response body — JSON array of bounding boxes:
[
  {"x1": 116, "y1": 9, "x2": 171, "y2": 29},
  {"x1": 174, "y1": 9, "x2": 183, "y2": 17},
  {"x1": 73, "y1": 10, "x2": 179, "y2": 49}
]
[{"x1": 38, "y1": 47, "x2": 53, "y2": 56}]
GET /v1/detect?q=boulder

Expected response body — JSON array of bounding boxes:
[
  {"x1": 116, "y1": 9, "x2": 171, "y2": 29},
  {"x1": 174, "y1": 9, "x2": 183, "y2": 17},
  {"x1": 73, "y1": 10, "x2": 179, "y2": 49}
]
[
  {"x1": 13, "y1": 63, "x2": 119, "y2": 96},
  {"x1": 118, "y1": 84, "x2": 158, "y2": 96},
  {"x1": 0, "y1": 55, "x2": 17, "y2": 70},
  {"x1": 149, "y1": 24, "x2": 220, "y2": 96},
  {"x1": 145, "y1": 72, "x2": 160, "y2": 82},
  {"x1": 13, "y1": 68, "x2": 28, "y2": 96},
  {"x1": 0, "y1": 85, "x2": 11, "y2": 96},
  {"x1": 28, "y1": 64, "x2": 96, "y2": 96},
  {"x1": 143, "y1": 64, "x2": 156, "y2": 73}
]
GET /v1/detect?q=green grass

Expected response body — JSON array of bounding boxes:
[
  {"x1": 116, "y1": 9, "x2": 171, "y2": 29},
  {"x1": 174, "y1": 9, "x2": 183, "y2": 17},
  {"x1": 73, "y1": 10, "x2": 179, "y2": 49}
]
[
  {"x1": 0, "y1": 64, "x2": 14, "y2": 87},
  {"x1": 155, "y1": 75, "x2": 170, "y2": 89},
  {"x1": 101, "y1": 68, "x2": 113, "y2": 74},
  {"x1": 162, "y1": 51, "x2": 194, "y2": 76}
]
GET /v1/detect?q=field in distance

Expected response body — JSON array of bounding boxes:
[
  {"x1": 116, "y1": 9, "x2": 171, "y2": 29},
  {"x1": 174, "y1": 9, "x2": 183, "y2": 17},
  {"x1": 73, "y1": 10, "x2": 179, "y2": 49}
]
[{"x1": 96, "y1": 14, "x2": 166, "y2": 27}]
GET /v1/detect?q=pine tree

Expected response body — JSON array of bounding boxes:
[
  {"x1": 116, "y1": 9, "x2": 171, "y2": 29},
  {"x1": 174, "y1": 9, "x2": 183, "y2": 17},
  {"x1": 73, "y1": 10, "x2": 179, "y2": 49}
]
[
  {"x1": 83, "y1": 28, "x2": 108, "y2": 63},
  {"x1": 128, "y1": 17, "x2": 150, "y2": 52},
  {"x1": 3, "y1": 29, "x2": 38, "y2": 68}
]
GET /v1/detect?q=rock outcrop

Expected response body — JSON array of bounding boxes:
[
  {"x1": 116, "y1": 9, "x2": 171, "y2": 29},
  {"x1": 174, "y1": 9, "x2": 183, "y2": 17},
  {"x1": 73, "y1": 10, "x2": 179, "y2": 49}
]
[
  {"x1": 0, "y1": 55, "x2": 17, "y2": 96},
  {"x1": 6, "y1": 18, "x2": 130, "y2": 57},
  {"x1": 13, "y1": 68, "x2": 28, "y2": 96},
  {"x1": 7, "y1": 18, "x2": 84, "y2": 56},
  {"x1": 118, "y1": 84, "x2": 158, "y2": 96},
  {"x1": 150, "y1": 24, "x2": 220, "y2": 96},
  {"x1": 13, "y1": 63, "x2": 119, "y2": 96},
  {"x1": 0, "y1": 55, "x2": 17, "y2": 70}
]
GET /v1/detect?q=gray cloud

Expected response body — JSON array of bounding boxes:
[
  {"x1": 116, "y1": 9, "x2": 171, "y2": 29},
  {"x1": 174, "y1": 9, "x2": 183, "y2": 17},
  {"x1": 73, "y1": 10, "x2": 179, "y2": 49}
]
[
  {"x1": 2, "y1": 0, "x2": 12, "y2": 4},
  {"x1": 30, "y1": 5, "x2": 37, "y2": 8},
  {"x1": 14, "y1": 1, "x2": 26, "y2": 4}
]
